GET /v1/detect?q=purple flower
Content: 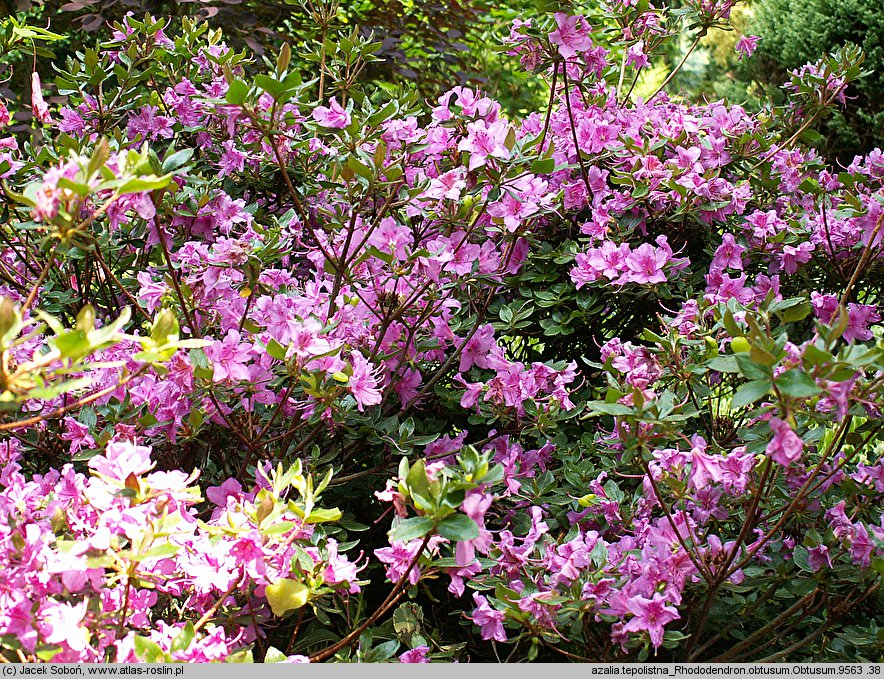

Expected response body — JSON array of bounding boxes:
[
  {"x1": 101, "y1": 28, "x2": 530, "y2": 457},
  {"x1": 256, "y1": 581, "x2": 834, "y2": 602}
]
[
  {"x1": 455, "y1": 491, "x2": 493, "y2": 566},
  {"x1": 399, "y1": 646, "x2": 430, "y2": 663},
  {"x1": 623, "y1": 243, "x2": 669, "y2": 284},
  {"x1": 736, "y1": 35, "x2": 760, "y2": 60},
  {"x1": 349, "y1": 351, "x2": 383, "y2": 412},
  {"x1": 206, "y1": 329, "x2": 253, "y2": 382},
  {"x1": 457, "y1": 119, "x2": 511, "y2": 170},
  {"x1": 622, "y1": 593, "x2": 680, "y2": 649},
  {"x1": 626, "y1": 41, "x2": 649, "y2": 69},
  {"x1": 807, "y1": 544, "x2": 832, "y2": 571},
  {"x1": 548, "y1": 13, "x2": 593, "y2": 59},
  {"x1": 31, "y1": 73, "x2": 52, "y2": 124},
  {"x1": 312, "y1": 97, "x2": 351, "y2": 129},
  {"x1": 88, "y1": 440, "x2": 154, "y2": 483},
  {"x1": 468, "y1": 593, "x2": 507, "y2": 642},
  {"x1": 766, "y1": 417, "x2": 803, "y2": 466}
]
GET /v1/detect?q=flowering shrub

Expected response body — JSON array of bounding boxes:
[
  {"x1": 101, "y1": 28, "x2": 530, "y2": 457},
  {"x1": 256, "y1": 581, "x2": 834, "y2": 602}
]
[{"x1": 0, "y1": 0, "x2": 882, "y2": 663}]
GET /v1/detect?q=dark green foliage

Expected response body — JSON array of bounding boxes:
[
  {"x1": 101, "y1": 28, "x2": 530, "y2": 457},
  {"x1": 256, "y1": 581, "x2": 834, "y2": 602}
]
[{"x1": 696, "y1": 0, "x2": 884, "y2": 162}]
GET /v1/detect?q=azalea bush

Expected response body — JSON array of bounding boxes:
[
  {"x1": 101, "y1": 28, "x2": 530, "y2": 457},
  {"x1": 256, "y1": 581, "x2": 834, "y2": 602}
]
[{"x1": 0, "y1": 0, "x2": 882, "y2": 664}]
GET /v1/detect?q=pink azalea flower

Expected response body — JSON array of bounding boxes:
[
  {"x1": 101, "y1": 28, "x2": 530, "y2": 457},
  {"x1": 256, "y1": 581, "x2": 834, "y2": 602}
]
[
  {"x1": 622, "y1": 593, "x2": 680, "y2": 648},
  {"x1": 766, "y1": 417, "x2": 803, "y2": 466},
  {"x1": 218, "y1": 140, "x2": 247, "y2": 176},
  {"x1": 457, "y1": 119, "x2": 511, "y2": 170},
  {"x1": 31, "y1": 73, "x2": 52, "y2": 124},
  {"x1": 807, "y1": 544, "x2": 832, "y2": 571},
  {"x1": 58, "y1": 108, "x2": 86, "y2": 136},
  {"x1": 206, "y1": 329, "x2": 253, "y2": 382},
  {"x1": 88, "y1": 440, "x2": 154, "y2": 483},
  {"x1": 469, "y1": 593, "x2": 507, "y2": 642},
  {"x1": 548, "y1": 13, "x2": 593, "y2": 59},
  {"x1": 399, "y1": 646, "x2": 430, "y2": 663},
  {"x1": 736, "y1": 35, "x2": 760, "y2": 60},
  {"x1": 487, "y1": 191, "x2": 539, "y2": 232},
  {"x1": 455, "y1": 491, "x2": 493, "y2": 566},
  {"x1": 626, "y1": 41, "x2": 649, "y2": 69},
  {"x1": 312, "y1": 97, "x2": 351, "y2": 129},
  {"x1": 623, "y1": 243, "x2": 669, "y2": 284},
  {"x1": 689, "y1": 445, "x2": 724, "y2": 491},
  {"x1": 349, "y1": 351, "x2": 383, "y2": 411}
]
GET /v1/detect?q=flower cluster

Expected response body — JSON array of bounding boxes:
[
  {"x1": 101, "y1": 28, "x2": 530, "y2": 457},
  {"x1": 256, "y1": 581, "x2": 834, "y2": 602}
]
[{"x1": 0, "y1": 1, "x2": 881, "y2": 664}]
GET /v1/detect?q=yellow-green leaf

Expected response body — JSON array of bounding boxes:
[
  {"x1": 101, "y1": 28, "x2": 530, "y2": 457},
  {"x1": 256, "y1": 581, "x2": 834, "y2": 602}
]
[{"x1": 265, "y1": 578, "x2": 309, "y2": 617}]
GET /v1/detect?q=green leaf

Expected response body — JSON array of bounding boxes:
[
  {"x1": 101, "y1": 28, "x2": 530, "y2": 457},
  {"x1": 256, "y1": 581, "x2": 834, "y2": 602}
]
[
  {"x1": 116, "y1": 174, "x2": 171, "y2": 195},
  {"x1": 731, "y1": 378, "x2": 772, "y2": 409},
  {"x1": 141, "y1": 542, "x2": 180, "y2": 560},
  {"x1": 305, "y1": 507, "x2": 342, "y2": 523},
  {"x1": 707, "y1": 355, "x2": 739, "y2": 373},
  {"x1": 367, "y1": 101, "x2": 397, "y2": 127},
  {"x1": 170, "y1": 622, "x2": 195, "y2": 653},
  {"x1": 225, "y1": 79, "x2": 249, "y2": 105},
  {"x1": 777, "y1": 300, "x2": 812, "y2": 323},
  {"x1": 134, "y1": 636, "x2": 167, "y2": 662},
  {"x1": 264, "y1": 646, "x2": 288, "y2": 663},
  {"x1": 265, "y1": 338, "x2": 288, "y2": 361},
  {"x1": 776, "y1": 369, "x2": 822, "y2": 399},
  {"x1": 436, "y1": 514, "x2": 479, "y2": 542},
  {"x1": 161, "y1": 148, "x2": 194, "y2": 173},
  {"x1": 792, "y1": 546, "x2": 812, "y2": 573},
  {"x1": 405, "y1": 459, "x2": 432, "y2": 506},
  {"x1": 389, "y1": 516, "x2": 435, "y2": 543},
  {"x1": 265, "y1": 578, "x2": 309, "y2": 617},
  {"x1": 735, "y1": 353, "x2": 771, "y2": 380},
  {"x1": 802, "y1": 344, "x2": 833, "y2": 367},
  {"x1": 585, "y1": 401, "x2": 633, "y2": 416},
  {"x1": 530, "y1": 157, "x2": 555, "y2": 174}
]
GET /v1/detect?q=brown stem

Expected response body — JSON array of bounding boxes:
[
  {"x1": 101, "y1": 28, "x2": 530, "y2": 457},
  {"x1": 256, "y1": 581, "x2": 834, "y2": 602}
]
[
  {"x1": 708, "y1": 590, "x2": 819, "y2": 662},
  {"x1": 91, "y1": 243, "x2": 151, "y2": 321},
  {"x1": 21, "y1": 242, "x2": 59, "y2": 313},
  {"x1": 561, "y1": 69, "x2": 593, "y2": 200},
  {"x1": 194, "y1": 574, "x2": 243, "y2": 632},
  {"x1": 839, "y1": 214, "x2": 883, "y2": 306},
  {"x1": 641, "y1": 458, "x2": 712, "y2": 583},
  {"x1": 648, "y1": 32, "x2": 704, "y2": 102},
  {"x1": 308, "y1": 534, "x2": 432, "y2": 662},
  {"x1": 0, "y1": 365, "x2": 148, "y2": 432}
]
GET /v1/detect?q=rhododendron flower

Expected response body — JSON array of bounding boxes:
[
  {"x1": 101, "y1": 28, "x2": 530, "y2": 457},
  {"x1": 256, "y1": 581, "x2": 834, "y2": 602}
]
[
  {"x1": 807, "y1": 544, "x2": 832, "y2": 571},
  {"x1": 457, "y1": 119, "x2": 511, "y2": 170},
  {"x1": 88, "y1": 440, "x2": 155, "y2": 482},
  {"x1": 469, "y1": 593, "x2": 507, "y2": 642},
  {"x1": 548, "y1": 13, "x2": 593, "y2": 59},
  {"x1": 206, "y1": 329, "x2": 252, "y2": 382},
  {"x1": 348, "y1": 351, "x2": 382, "y2": 411},
  {"x1": 42, "y1": 601, "x2": 91, "y2": 652},
  {"x1": 127, "y1": 105, "x2": 174, "y2": 141},
  {"x1": 455, "y1": 491, "x2": 493, "y2": 566},
  {"x1": 622, "y1": 242, "x2": 669, "y2": 284},
  {"x1": 31, "y1": 73, "x2": 52, "y2": 124},
  {"x1": 487, "y1": 191, "x2": 539, "y2": 232},
  {"x1": 58, "y1": 108, "x2": 86, "y2": 136},
  {"x1": 0, "y1": 101, "x2": 10, "y2": 127},
  {"x1": 375, "y1": 539, "x2": 426, "y2": 586},
  {"x1": 766, "y1": 417, "x2": 803, "y2": 466},
  {"x1": 399, "y1": 646, "x2": 430, "y2": 663},
  {"x1": 312, "y1": 97, "x2": 351, "y2": 128},
  {"x1": 622, "y1": 594, "x2": 680, "y2": 648},
  {"x1": 736, "y1": 35, "x2": 760, "y2": 60},
  {"x1": 689, "y1": 444, "x2": 724, "y2": 491},
  {"x1": 626, "y1": 41, "x2": 649, "y2": 69},
  {"x1": 849, "y1": 523, "x2": 874, "y2": 567}
]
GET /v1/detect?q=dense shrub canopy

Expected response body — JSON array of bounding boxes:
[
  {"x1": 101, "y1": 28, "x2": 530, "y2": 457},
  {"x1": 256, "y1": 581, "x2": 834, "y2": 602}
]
[{"x1": 0, "y1": 0, "x2": 882, "y2": 664}]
